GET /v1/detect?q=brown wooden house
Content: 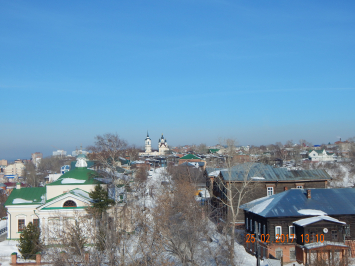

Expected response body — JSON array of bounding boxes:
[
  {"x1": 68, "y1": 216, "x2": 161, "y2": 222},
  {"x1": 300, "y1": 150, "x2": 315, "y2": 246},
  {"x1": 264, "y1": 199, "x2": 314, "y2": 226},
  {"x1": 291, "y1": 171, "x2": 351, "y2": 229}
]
[
  {"x1": 241, "y1": 188, "x2": 355, "y2": 265},
  {"x1": 205, "y1": 163, "x2": 331, "y2": 224}
]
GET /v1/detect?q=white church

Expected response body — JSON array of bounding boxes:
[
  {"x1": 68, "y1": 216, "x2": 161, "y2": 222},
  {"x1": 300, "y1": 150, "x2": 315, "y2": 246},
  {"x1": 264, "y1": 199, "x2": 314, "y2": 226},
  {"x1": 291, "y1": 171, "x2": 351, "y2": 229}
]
[{"x1": 139, "y1": 132, "x2": 169, "y2": 156}]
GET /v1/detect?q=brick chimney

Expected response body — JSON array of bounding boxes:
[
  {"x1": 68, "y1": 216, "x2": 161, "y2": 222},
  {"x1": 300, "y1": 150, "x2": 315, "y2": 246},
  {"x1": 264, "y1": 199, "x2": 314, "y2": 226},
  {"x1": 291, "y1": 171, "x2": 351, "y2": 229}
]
[{"x1": 307, "y1": 189, "x2": 311, "y2": 199}]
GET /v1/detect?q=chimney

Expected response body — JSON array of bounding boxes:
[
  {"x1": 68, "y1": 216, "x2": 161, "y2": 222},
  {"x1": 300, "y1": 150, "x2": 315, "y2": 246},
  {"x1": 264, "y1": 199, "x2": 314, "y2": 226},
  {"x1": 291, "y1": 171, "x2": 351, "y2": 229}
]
[
  {"x1": 307, "y1": 189, "x2": 311, "y2": 199},
  {"x1": 16, "y1": 182, "x2": 21, "y2": 190},
  {"x1": 284, "y1": 187, "x2": 288, "y2": 191}
]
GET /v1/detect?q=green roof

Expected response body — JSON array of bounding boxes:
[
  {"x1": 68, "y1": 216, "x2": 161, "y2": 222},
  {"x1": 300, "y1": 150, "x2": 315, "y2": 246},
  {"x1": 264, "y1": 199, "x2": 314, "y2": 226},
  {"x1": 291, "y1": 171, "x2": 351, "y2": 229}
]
[
  {"x1": 208, "y1": 149, "x2": 220, "y2": 154},
  {"x1": 5, "y1": 187, "x2": 46, "y2": 206},
  {"x1": 47, "y1": 167, "x2": 102, "y2": 186},
  {"x1": 180, "y1": 154, "x2": 202, "y2": 160}
]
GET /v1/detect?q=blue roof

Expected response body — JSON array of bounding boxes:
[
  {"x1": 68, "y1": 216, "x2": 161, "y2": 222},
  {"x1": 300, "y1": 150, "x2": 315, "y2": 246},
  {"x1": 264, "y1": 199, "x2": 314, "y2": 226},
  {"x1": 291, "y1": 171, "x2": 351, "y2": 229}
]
[
  {"x1": 206, "y1": 163, "x2": 331, "y2": 181},
  {"x1": 241, "y1": 188, "x2": 355, "y2": 218}
]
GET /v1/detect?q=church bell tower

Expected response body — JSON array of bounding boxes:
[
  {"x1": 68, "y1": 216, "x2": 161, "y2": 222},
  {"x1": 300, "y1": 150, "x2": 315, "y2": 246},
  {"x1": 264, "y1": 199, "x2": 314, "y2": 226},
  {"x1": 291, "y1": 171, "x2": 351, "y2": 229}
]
[{"x1": 145, "y1": 131, "x2": 152, "y2": 153}]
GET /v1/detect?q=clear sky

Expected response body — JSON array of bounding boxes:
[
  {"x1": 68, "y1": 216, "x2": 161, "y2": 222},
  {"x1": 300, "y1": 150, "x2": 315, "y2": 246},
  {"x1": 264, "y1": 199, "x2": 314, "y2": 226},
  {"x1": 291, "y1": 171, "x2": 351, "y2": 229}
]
[{"x1": 1, "y1": 0, "x2": 355, "y2": 160}]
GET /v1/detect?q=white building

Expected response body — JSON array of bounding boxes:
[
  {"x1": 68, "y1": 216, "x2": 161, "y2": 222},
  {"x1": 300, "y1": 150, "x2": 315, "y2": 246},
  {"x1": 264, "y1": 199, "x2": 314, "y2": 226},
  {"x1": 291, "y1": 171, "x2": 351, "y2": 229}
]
[
  {"x1": 139, "y1": 132, "x2": 169, "y2": 156},
  {"x1": 53, "y1": 150, "x2": 67, "y2": 157},
  {"x1": 308, "y1": 149, "x2": 337, "y2": 162}
]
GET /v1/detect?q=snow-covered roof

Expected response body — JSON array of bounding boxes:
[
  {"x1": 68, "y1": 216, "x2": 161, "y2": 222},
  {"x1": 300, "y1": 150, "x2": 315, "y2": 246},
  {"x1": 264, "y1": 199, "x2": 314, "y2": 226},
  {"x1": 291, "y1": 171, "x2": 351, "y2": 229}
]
[
  {"x1": 241, "y1": 188, "x2": 355, "y2": 218},
  {"x1": 294, "y1": 215, "x2": 345, "y2": 226},
  {"x1": 297, "y1": 209, "x2": 327, "y2": 216}
]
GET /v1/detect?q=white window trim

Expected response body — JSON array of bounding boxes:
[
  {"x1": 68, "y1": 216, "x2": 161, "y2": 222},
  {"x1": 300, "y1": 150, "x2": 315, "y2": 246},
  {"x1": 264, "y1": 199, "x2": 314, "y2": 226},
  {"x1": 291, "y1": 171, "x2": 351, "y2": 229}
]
[
  {"x1": 275, "y1": 226, "x2": 282, "y2": 238},
  {"x1": 289, "y1": 225, "x2": 295, "y2": 238},
  {"x1": 267, "y1": 187, "x2": 274, "y2": 196}
]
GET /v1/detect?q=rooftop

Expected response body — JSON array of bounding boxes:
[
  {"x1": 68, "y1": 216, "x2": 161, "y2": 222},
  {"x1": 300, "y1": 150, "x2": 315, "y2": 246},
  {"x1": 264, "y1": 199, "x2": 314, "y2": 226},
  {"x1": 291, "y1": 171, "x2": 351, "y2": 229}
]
[{"x1": 241, "y1": 188, "x2": 355, "y2": 218}]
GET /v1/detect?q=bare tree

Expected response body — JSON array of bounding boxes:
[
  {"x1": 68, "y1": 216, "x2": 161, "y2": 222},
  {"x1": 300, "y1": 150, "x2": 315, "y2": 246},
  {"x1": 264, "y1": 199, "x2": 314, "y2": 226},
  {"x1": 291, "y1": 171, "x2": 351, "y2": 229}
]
[
  {"x1": 210, "y1": 139, "x2": 257, "y2": 264},
  {"x1": 87, "y1": 133, "x2": 128, "y2": 183}
]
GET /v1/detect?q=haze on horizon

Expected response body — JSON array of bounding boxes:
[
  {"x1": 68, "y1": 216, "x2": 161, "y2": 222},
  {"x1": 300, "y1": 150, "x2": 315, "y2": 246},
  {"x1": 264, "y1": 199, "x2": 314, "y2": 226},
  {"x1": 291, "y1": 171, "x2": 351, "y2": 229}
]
[{"x1": 1, "y1": 0, "x2": 355, "y2": 160}]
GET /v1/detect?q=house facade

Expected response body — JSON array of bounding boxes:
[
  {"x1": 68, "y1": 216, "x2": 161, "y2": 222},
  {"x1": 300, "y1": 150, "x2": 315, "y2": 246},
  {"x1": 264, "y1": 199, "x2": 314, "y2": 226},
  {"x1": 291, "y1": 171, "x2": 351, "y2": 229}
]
[
  {"x1": 5, "y1": 155, "x2": 107, "y2": 241},
  {"x1": 206, "y1": 163, "x2": 332, "y2": 224},
  {"x1": 241, "y1": 188, "x2": 355, "y2": 264}
]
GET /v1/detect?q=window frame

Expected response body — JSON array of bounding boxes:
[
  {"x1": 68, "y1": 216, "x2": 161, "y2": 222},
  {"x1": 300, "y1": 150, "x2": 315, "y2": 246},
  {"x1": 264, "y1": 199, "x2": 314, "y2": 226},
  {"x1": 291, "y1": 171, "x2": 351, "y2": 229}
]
[
  {"x1": 33, "y1": 219, "x2": 39, "y2": 227},
  {"x1": 289, "y1": 225, "x2": 295, "y2": 238},
  {"x1": 63, "y1": 200, "x2": 77, "y2": 207},
  {"x1": 275, "y1": 226, "x2": 282, "y2": 238},
  {"x1": 18, "y1": 219, "x2": 25, "y2": 232},
  {"x1": 267, "y1": 187, "x2": 274, "y2": 196}
]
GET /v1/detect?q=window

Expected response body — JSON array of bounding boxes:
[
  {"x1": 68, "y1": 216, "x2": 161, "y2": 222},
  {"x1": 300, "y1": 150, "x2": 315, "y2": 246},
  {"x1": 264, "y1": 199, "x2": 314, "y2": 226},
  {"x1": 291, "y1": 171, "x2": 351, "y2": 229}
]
[
  {"x1": 263, "y1": 224, "x2": 266, "y2": 235},
  {"x1": 33, "y1": 219, "x2": 39, "y2": 227},
  {"x1": 267, "y1": 187, "x2": 274, "y2": 196},
  {"x1": 296, "y1": 185, "x2": 303, "y2": 189},
  {"x1": 255, "y1": 221, "x2": 257, "y2": 233},
  {"x1": 332, "y1": 230, "x2": 338, "y2": 241},
  {"x1": 18, "y1": 219, "x2": 25, "y2": 232},
  {"x1": 258, "y1": 223, "x2": 261, "y2": 235},
  {"x1": 63, "y1": 200, "x2": 77, "y2": 207},
  {"x1": 275, "y1": 226, "x2": 282, "y2": 238},
  {"x1": 250, "y1": 219, "x2": 253, "y2": 232},
  {"x1": 246, "y1": 218, "x2": 248, "y2": 230},
  {"x1": 289, "y1": 226, "x2": 295, "y2": 238},
  {"x1": 276, "y1": 249, "x2": 283, "y2": 260},
  {"x1": 345, "y1": 225, "x2": 350, "y2": 237}
]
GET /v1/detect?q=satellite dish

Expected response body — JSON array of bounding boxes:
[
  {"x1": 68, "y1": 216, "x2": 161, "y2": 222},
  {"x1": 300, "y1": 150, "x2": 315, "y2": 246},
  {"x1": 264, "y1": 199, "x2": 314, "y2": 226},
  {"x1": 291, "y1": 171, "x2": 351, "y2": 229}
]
[{"x1": 323, "y1": 228, "x2": 328, "y2": 233}]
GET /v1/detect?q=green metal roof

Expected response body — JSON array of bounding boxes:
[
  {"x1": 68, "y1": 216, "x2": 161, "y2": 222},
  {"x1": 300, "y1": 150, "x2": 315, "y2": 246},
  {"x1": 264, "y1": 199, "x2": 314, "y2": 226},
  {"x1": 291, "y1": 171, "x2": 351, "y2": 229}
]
[
  {"x1": 180, "y1": 154, "x2": 202, "y2": 160},
  {"x1": 208, "y1": 149, "x2": 220, "y2": 154},
  {"x1": 47, "y1": 167, "x2": 102, "y2": 186},
  {"x1": 5, "y1": 187, "x2": 46, "y2": 206}
]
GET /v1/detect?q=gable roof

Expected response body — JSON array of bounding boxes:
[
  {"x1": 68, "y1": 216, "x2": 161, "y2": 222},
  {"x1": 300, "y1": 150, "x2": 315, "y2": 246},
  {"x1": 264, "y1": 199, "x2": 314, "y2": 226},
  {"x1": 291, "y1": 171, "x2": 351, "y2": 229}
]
[
  {"x1": 241, "y1": 188, "x2": 355, "y2": 218},
  {"x1": 47, "y1": 167, "x2": 102, "y2": 186},
  {"x1": 5, "y1": 187, "x2": 46, "y2": 206},
  {"x1": 38, "y1": 188, "x2": 92, "y2": 210},
  {"x1": 180, "y1": 154, "x2": 202, "y2": 160},
  {"x1": 206, "y1": 163, "x2": 331, "y2": 181}
]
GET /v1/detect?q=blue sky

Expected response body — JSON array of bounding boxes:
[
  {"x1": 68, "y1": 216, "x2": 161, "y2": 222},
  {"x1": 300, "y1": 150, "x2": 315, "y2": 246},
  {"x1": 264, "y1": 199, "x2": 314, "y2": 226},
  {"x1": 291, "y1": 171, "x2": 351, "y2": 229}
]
[{"x1": 1, "y1": 0, "x2": 355, "y2": 160}]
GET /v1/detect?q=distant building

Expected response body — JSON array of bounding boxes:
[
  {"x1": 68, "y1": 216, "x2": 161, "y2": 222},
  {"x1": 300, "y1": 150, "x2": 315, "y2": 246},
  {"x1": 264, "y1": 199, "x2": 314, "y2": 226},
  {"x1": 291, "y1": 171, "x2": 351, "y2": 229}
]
[
  {"x1": 31, "y1": 152, "x2": 43, "y2": 167},
  {"x1": 139, "y1": 132, "x2": 169, "y2": 156},
  {"x1": 53, "y1": 150, "x2": 67, "y2": 157},
  {"x1": 4, "y1": 161, "x2": 25, "y2": 177},
  {"x1": 308, "y1": 149, "x2": 337, "y2": 162},
  {"x1": 0, "y1": 160, "x2": 7, "y2": 167}
]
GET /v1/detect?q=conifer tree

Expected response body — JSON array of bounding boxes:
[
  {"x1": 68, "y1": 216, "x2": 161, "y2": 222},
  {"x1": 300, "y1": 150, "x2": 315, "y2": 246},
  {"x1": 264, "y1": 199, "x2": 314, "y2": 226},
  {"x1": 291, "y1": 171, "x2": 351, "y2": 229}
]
[
  {"x1": 18, "y1": 222, "x2": 42, "y2": 259},
  {"x1": 88, "y1": 184, "x2": 115, "y2": 217}
]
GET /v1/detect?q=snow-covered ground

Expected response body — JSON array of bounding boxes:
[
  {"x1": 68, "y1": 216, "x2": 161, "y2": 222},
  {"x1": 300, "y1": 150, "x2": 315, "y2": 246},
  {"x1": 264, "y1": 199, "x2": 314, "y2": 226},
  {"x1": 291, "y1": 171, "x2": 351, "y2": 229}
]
[{"x1": 0, "y1": 240, "x2": 19, "y2": 266}]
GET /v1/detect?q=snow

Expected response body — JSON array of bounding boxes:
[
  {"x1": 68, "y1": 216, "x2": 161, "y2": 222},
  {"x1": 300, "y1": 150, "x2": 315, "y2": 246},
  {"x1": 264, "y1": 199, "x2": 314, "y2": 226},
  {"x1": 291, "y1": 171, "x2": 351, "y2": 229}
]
[
  {"x1": 0, "y1": 220, "x2": 7, "y2": 231},
  {"x1": 61, "y1": 178, "x2": 86, "y2": 184},
  {"x1": 251, "y1": 176, "x2": 265, "y2": 180},
  {"x1": 297, "y1": 209, "x2": 327, "y2": 216},
  {"x1": 294, "y1": 215, "x2": 346, "y2": 226},
  {"x1": 0, "y1": 240, "x2": 19, "y2": 266},
  {"x1": 208, "y1": 170, "x2": 220, "y2": 177},
  {"x1": 249, "y1": 198, "x2": 273, "y2": 214},
  {"x1": 12, "y1": 198, "x2": 33, "y2": 204}
]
